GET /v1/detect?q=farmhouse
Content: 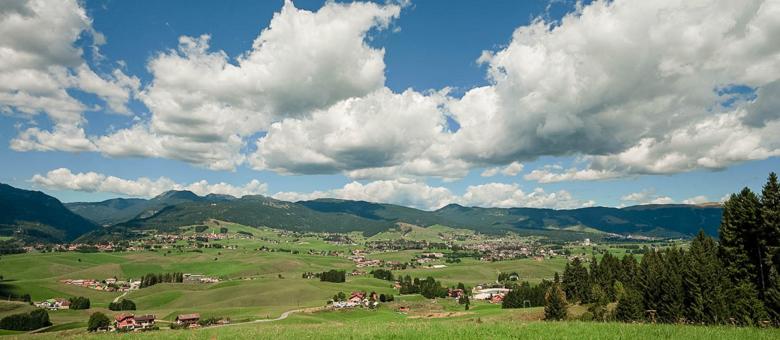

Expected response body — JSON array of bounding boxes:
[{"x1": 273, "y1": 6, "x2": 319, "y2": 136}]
[
  {"x1": 175, "y1": 313, "x2": 201, "y2": 326},
  {"x1": 35, "y1": 298, "x2": 70, "y2": 310},
  {"x1": 135, "y1": 315, "x2": 156, "y2": 329},
  {"x1": 115, "y1": 314, "x2": 138, "y2": 330},
  {"x1": 473, "y1": 288, "x2": 510, "y2": 300}
]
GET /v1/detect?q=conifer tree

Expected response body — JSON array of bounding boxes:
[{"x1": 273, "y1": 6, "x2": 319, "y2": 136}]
[
  {"x1": 684, "y1": 230, "x2": 729, "y2": 324},
  {"x1": 544, "y1": 273, "x2": 568, "y2": 321},
  {"x1": 614, "y1": 289, "x2": 644, "y2": 322}
]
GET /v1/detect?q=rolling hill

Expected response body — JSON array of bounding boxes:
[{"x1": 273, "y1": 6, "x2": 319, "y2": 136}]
[
  {"x1": 0, "y1": 183, "x2": 100, "y2": 242},
  {"x1": 70, "y1": 193, "x2": 723, "y2": 242}
]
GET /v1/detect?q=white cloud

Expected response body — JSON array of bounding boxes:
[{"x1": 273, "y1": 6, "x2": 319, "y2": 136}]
[
  {"x1": 273, "y1": 179, "x2": 593, "y2": 210},
  {"x1": 682, "y1": 195, "x2": 709, "y2": 205},
  {"x1": 480, "y1": 168, "x2": 499, "y2": 177},
  {"x1": 0, "y1": 0, "x2": 138, "y2": 152},
  {"x1": 524, "y1": 165, "x2": 622, "y2": 183},
  {"x1": 620, "y1": 189, "x2": 674, "y2": 205},
  {"x1": 98, "y1": 0, "x2": 401, "y2": 170},
  {"x1": 250, "y1": 88, "x2": 450, "y2": 175},
  {"x1": 501, "y1": 162, "x2": 525, "y2": 176},
  {"x1": 458, "y1": 182, "x2": 594, "y2": 209},
  {"x1": 30, "y1": 168, "x2": 267, "y2": 198},
  {"x1": 447, "y1": 0, "x2": 780, "y2": 179},
  {"x1": 481, "y1": 161, "x2": 525, "y2": 177},
  {"x1": 8, "y1": 0, "x2": 780, "y2": 183}
]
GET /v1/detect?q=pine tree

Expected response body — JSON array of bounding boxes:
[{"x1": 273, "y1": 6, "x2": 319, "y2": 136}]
[
  {"x1": 544, "y1": 273, "x2": 568, "y2": 321},
  {"x1": 764, "y1": 267, "x2": 780, "y2": 325},
  {"x1": 719, "y1": 188, "x2": 761, "y2": 289},
  {"x1": 684, "y1": 230, "x2": 729, "y2": 324},
  {"x1": 761, "y1": 172, "x2": 780, "y2": 309},
  {"x1": 658, "y1": 248, "x2": 685, "y2": 323},
  {"x1": 729, "y1": 281, "x2": 769, "y2": 326},
  {"x1": 614, "y1": 289, "x2": 644, "y2": 322}
]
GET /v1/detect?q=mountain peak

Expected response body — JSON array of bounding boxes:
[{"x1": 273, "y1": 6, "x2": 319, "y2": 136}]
[{"x1": 153, "y1": 190, "x2": 200, "y2": 201}]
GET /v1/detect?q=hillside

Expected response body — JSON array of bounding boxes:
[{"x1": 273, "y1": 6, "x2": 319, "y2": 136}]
[
  {"x1": 0, "y1": 183, "x2": 99, "y2": 242},
  {"x1": 73, "y1": 193, "x2": 723, "y2": 241},
  {"x1": 64, "y1": 190, "x2": 230, "y2": 225}
]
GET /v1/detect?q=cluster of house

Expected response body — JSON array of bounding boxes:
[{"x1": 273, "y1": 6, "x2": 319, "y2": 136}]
[
  {"x1": 472, "y1": 287, "x2": 510, "y2": 303},
  {"x1": 349, "y1": 250, "x2": 383, "y2": 268},
  {"x1": 61, "y1": 278, "x2": 140, "y2": 292},
  {"x1": 34, "y1": 298, "x2": 70, "y2": 310},
  {"x1": 331, "y1": 292, "x2": 380, "y2": 309},
  {"x1": 114, "y1": 314, "x2": 157, "y2": 331},
  {"x1": 183, "y1": 273, "x2": 220, "y2": 284}
]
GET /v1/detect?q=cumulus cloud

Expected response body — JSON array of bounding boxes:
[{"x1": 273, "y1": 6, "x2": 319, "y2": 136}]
[
  {"x1": 273, "y1": 179, "x2": 593, "y2": 210},
  {"x1": 524, "y1": 165, "x2": 622, "y2": 183},
  {"x1": 98, "y1": 0, "x2": 401, "y2": 170},
  {"x1": 30, "y1": 168, "x2": 267, "y2": 198},
  {"x1": 682, "y1": 195, "x2": 710, "y2": 205},
  {"x1": 482, "y1": 161, "x2": 525, "y2": 177},
  {"x1": 620, "y1": 189, "x2": 675, "y2": 205},
  {"x1": 0, "y1": 0, "x2": 138, "y2": 152},
  {"x1": 8, "y1": 0, "x2": 780, "y2": 184}
]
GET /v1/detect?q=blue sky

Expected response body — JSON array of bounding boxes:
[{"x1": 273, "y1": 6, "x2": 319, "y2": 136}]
[{"x1": 1, "y1": 0, "x2": 779, "y2": 209}]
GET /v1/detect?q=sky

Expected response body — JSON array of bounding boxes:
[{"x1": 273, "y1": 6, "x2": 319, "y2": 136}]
[{"x1": 1, "y1": 0, "x2": 779, "y2": 210}]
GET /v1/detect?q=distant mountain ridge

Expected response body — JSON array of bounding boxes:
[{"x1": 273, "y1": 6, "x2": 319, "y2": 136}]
[
  {"x1": 68, "y1": 190, "x2": 723, "y2": 242},
  {"x1": 0, "y1": 183, "x2": 99, "y2": 242},
  {"x1": 0, "y1": 183, "x2": 724, "y2": 243}
]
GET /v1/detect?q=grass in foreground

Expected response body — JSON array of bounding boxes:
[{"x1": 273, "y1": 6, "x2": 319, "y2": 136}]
[{"x1": 20, "y1": 317, "x2": 780, "y2": 340}]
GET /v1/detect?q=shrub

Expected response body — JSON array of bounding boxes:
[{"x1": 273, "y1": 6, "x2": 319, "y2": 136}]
[
  {"x1": 69, "y1": 296, "x2": 90, "y2": 310},
  {"x1": 87, "y1": 312, "x2": 110, "y2": 332}
]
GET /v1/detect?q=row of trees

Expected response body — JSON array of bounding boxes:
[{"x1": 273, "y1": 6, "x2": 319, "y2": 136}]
[
  {"x1": 502, "y1": 280, "x2": 552, "y2": 309},
  {"x1": 108, "y1": 299, "x2": 137, "y2": 311},
  {"x1": 319, "y1": 270, "x2": 346, "y2": 283},
  {"x1": 0, "y1": 309, "x2": 51, "y2": 331},
  {"x1": 398, "y1": 275, "x2": 448, "y2": 298},
  {"x1": 139, "y1": 272, "x2": 184, "y2": 288},
  {"x1": 553, "y1": 173, "x2": 780, "y2": 326}
]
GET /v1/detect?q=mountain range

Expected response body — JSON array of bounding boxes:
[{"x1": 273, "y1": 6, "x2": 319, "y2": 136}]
[{"x1": 0, "y1": 183, "x2": 724, "y2": 243}]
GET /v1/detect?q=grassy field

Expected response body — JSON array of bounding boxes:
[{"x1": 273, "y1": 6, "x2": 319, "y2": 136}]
[
  {"x1": 11, "y1": 304, "x2": 780, "y2": 340},
  {"x1": 0, "y1": 223, "x2": 711, "y2": 338}
]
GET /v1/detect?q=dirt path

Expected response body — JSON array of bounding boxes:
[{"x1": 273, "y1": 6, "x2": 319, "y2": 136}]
[
  {"x1": 212, "y1": 307, "x2": 322, "y2": 328},
  {"x1": 112, "y1": 290, "x2": 129, "y2": 303}
]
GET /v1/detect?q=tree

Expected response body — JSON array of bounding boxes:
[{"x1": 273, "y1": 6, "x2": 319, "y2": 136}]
[
  {"x1": 719, "y1": 188, "x2": 761, "y2": 290},
  {"x1": 69, "y1": 296, "x2": 90, "y2": 310},
  {"x1": 684, "y1": 230, "x2": 729, "y2": 324},
  {"x1": 729, "y1": 282, "x2": 769, "y2": 326},
  {"x1": 761, "y1": 173, "x2": 780, "y2": 314},
  {"x1": 658, "y1": 248, "x2": 685, "y2": 323},
  {"x1": 765, "y1": 267, "x2": 780, "y2": 325},
  {"x1": 587, "y1": 284, "x2": 608, "y2": 322},
  {"x1": 87, "y1": 312, "x2": 110, "y2": 332},
  {"x1": 544, "y1": 273, "x2": 568, "y2": 321},
  {"x1": 614, "y1": 289, "x2": 644, "y2": 322},
  {"x1": 562, "y1": 261, "x2": 582, "y2": 303}
]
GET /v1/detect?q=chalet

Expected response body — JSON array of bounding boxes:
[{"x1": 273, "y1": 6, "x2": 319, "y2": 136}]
[
  {"x1": 175, "y1": 313, "x2": 200, "y2": 326},
  {"x1": 135, "y1": 315, "x2": 156, "y2": 329},
  {"x1": 115, "y1": 314, "x2": 138, "y2": 330},
  {"x1": 490, "y1": 294, "x2": 505, "y2": 304}
]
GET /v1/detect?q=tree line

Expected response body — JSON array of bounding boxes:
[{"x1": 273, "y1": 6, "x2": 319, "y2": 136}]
[
  {"x1": 0, "y1": 309, "x2": 51, "y2": 331},
  {"x1": 319, "y1": 270, "x2": 346, "y2": 283},
  {"x1": 139, "y1": 272, "x2": 184, "y2": 288},
  {"x1": 551, "y1": 173, "x2": 780, "y2": 326},
  {"x1": 398, "y1": 275, "x2": 448, "y2": 298}
]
